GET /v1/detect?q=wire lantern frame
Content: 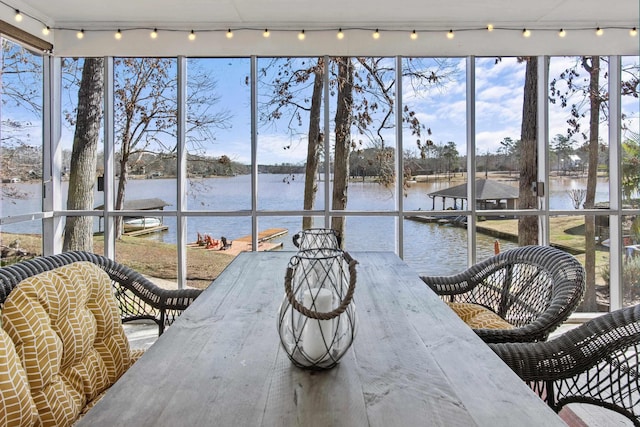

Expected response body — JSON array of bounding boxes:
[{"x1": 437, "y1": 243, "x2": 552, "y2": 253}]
[
  {"x1": 278, "y1": 248, "x2": 358, "y2": 370},
  {"x1": 292, "y1": 228, "x2": 342, "y2": 251}
]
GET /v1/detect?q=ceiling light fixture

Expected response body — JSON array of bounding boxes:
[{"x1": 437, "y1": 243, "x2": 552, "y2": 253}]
[
  {"x1": 76, "y1": 29, "x2": 84, "y2": 39},
  {"x1": 226, "y1": 29, "x2": 233, "y2": 39},
  {"x1": 596, "y1": 27, "x2": 603, "y2": 36},
  {"x1": 372, "y1": 29, "x2": 380, "y2": 39},
  {"x1": 14, "y1": 9, "x2": 22, "y2": 22},
  {"x1": 558, "y1": 29, "x2": 566, "y2": 38},
  {"x1": 522, "y1": 28, "x2": 531, "y2": 38},
  {"x1": 337, "y1": 28, "x2": 344, "y2": 39},
  {"x1": 487, "y1": 24, "x2": 494, "y2": 32},
  {"x1": 150, "y1": 28, "x2": 158, "y2": 39},
  {"x1": 410, "y1": 30, "x2": 418, "y2": 40},
  {"x1": 630, "y1": 27, "x2": 638, "y2": 37},
  {"x1": 298, "y1": 30, "x2": 305, "y2": 40},
  {"x1": 115, "y1": 29, "x2": 122, "y2": 40},
  {"x1": 42, "y1": 26, "x2": 50, "y2": 36},
  {"x1": 447, "y1": 29, "x2": 454, "y2": 39},
  {"x1": 188, "y1": 30, "x2": 196, "y2": 41},
  {"x1": 263, "y1": 29, "x2": 270, "y2": 38}
]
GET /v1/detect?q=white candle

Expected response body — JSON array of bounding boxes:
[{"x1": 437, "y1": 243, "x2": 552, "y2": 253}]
[{"x1": 302, "y1": 288, "x2": 334, "y2": 362}]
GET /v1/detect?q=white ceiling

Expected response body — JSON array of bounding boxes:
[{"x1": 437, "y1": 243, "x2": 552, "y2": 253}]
[
  {"x1": 12, "y1": 0, "x2": 639, "y2": 29},
  {"x1": 4, "y1": 0, "x2": 640, "y2": 56}
]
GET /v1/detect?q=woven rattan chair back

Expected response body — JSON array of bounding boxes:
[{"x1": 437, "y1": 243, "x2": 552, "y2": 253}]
[
  {"x1": 490, "y1": 304, "x2": 640, "y2": 425},
  {"x1": 421, "y1": 245, "x2": 586, "y2": 343},
  {"x1": 0, "y1": 251, "x2": 201, "y2": 335}
]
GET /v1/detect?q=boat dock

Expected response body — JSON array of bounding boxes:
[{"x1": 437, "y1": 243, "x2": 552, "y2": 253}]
[
  {"x1": 124, "y1": 225, "x2": 169, "y2": 237},
  {"x1": 234, "y1": 228, "x2": 288, "y2": 243},
  {"x1": 407, "y1": 215, "x2": 467, "y2": 225},
  {"x1": 188, "y1": 228, "x2": 287, "y2": 256},
  {"x1": 226, "y1": 228, "x2": 287, "y2": 255}
]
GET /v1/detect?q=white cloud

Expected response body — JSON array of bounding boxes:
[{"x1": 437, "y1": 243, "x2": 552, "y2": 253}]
[
  {"x1": 476, "y1": 128, "x2": 520, "y2": 153},
  {"x1": 257, "y1": 133, "x2": 308, "y2": 165}
]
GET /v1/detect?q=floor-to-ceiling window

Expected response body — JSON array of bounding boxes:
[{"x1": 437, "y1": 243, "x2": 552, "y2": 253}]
[
  {"x1": 401, "y1": 56, "x2": 469, "y2": 274},
  {"x1": 1, "y1": 43, "x2": 638, "y2": 313},
  {"x1": 619, "y1": 55, "x2": 640, "y2": 308},
  {"x1": 0, "y1": 37, "x2": 44, "y2": 263}
]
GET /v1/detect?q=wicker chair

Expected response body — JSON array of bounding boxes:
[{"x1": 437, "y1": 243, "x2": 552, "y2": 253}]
[
  {"x1": 0, "y1": 251, "x2": 202, "y2": 335},
  {"x1": 420, "y1": 245, "x2": 586, "y2": 343},
  {"x1": 489, "y1": 304, "x2": 640, "y2": 426}
]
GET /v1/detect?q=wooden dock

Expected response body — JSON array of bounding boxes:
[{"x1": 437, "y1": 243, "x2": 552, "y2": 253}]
[
  {"x1": 123, "y1": 225, "x2": 169, "y2": 237},
  {"x1": 225, "y1": 228, "x2": 287, "y2": 255},
  {"x1": 234, "y1": 228, "x2": 288, "y2": 243},
  {"x1": 188, "y1": 228, "x2": 288, "y2": 256}
]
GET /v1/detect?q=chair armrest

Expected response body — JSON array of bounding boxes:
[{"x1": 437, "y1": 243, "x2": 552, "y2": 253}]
[
  {"x1": 0, "y1": 251, "x2": 203, "y2": 336},
  {"x1": 489, "y1": 304, "x2": 640, "y2": 420},
  {"x1": 75, "y1": 252, "x2": 202, "y2": 335},
  {"x1": 490, "y1": 304, "x2": 640, "y2": 381},
  {"x1": 420, "y1": 273, "x2": 480, "y2": 296}
]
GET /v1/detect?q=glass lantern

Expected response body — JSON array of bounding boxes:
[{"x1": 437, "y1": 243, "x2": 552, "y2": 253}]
[{"x1": 278, "y1": 249, "x2": 357, "y2": 370}]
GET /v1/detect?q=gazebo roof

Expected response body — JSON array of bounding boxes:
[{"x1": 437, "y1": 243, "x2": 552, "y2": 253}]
[
  {"x1": 427, "y1": 179, "x2": 519, "y2": 201},
  {"x1": 95, "y1": 198, "x2": 170, "y2": 210}
]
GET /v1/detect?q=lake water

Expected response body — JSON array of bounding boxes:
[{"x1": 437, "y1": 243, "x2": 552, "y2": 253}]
[{"x1": 1, "y1": 174, "x2": 610, "y2": 275}]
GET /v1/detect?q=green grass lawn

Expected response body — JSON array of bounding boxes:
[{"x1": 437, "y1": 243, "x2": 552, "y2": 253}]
[{"x1": 478, "y1": 216, "x2": 610, "y2": 285}]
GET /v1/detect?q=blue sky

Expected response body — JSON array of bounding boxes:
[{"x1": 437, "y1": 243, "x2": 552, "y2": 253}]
[
  {"x1": 4, "y1": 54, "x2": 639, "y2": 166},
  {"x1": 200, "y1": 56, "x2": 639, "y2": 165}
]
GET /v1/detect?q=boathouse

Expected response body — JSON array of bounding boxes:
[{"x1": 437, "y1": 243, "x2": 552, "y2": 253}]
[{"x1": 427, "y1": 179, "x2": 519, "y2": 211}]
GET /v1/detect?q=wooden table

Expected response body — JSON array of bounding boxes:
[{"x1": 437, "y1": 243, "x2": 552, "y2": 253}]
[{"x1": 79, "y1": 252, "x2": 566, "y2": 426}]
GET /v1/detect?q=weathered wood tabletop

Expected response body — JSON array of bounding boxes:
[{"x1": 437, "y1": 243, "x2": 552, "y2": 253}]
[{"x1": 78, "y1": 251, "x2": 566, "y2": 426}]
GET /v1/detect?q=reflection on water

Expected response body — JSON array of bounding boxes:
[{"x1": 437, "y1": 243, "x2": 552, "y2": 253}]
[{"x1": 2, "y1": 174, "x2": 609, "y2": 275}]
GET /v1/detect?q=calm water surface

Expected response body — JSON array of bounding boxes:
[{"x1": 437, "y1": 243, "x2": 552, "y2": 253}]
[{"x1": 1, "y1": 174, "x2": 610, "y2": 275}]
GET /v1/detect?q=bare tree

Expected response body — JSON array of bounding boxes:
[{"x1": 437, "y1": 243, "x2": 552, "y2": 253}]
[
  {"x1": 582, "y1": 56, "x2": 602, "y2": 311},
  {"x1": 568, "y1": 189, "x2": 587, "y2": 209},
  {"x1": 57, "y1": 58, "x2": 232, "y2": 244},
  {"x1": 1, "y1": 39, "x2": 43, "y2": 199},
  {"x1": 330, "y1": 57, "x2": 354, "y2": 240},
  {"x1": 0, "y1": 40, "x2": 42, "y2": 115},
  {"x1": 63, "y1": 58, "x2": 104, "y2": 251},
  {"x1": 549, "y1": 56, "x2": 639, "y2": 310},
  {"x1": 112, "y1": 58, "x2": 231, "y2": 237},
  {"x1": 303, "y1": 58, "x2": 324, "y2": 230},
  {"x1": 259, "y1": 57, "x2": 457, "y2": 241},
  {"x1": 518, "y1": 57, "x2": 539, "y2": 246},
  {"x1": 621, "y1": 136, "x2": 640, "y2": 204}
]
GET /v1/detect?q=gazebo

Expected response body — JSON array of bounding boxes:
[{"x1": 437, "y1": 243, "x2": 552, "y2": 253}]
[{"x1": 427, "y1": 179, "x2": 519, "y2": 210}]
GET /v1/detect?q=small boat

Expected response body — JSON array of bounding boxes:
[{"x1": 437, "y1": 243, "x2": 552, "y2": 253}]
[{"x1": 123, "y1": 217, "x2": 162, "y2": 231}]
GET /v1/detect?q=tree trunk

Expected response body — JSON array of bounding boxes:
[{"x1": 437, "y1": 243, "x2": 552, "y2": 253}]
[
  {"x1": 302, "y1": 58, "x2": 324, "y2": 230},
  {"x1": 63, "y1": 58, "x2": 104, "y2": 252},
  {"x1": 582, "y1": 56, "x2": 601, "y2": 311},
  {"x1": 115, "y1": 157, "x2": 128, "y2": 238},
  {"x1": 518, "y1": 57, "x2": 539, "y2": 246},
  {"x1": 331, "y1": 57, "x2": 354, "y2": 245}
]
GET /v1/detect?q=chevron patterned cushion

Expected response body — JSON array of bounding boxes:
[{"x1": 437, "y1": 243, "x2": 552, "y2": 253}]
[
  {"x1": 1, "y1": 261, "x2": 134, "y2": 426},
  {"x1": 446, "y1": 302, "x2": 515, "y2": 330},
  {"x1": 0, "y1": 328, "x2": 38, "y2": 426}
]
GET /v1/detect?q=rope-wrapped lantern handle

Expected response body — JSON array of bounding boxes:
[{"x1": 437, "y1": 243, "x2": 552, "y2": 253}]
[{"x1": 284, "y1": 252, "x2": 357, "y2": 320}]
